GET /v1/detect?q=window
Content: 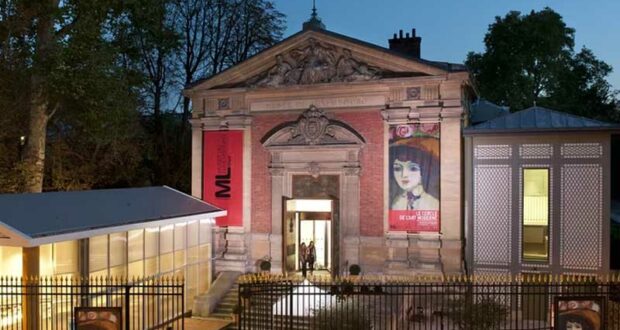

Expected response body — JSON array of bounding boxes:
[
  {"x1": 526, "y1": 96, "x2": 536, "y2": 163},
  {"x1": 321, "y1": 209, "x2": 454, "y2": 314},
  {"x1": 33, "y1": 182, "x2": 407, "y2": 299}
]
[
  {"x1": 522, "y1": 168, "x2": 549, "y2": 261},
  {"x1": 89, "y1": 235, "x2": 108, "y2": 273}
]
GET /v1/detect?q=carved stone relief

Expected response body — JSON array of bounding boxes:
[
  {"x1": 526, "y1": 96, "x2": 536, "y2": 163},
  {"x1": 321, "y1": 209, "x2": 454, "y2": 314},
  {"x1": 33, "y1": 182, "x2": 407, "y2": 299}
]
[
  {"x1": 292, "y1": 175, "x2": 339, "y2": 199},
  {"x1": 248, "y1": 38, "x2": 385, "y2": 87},
  {"x1": 262, "y1": 105, "x2": 365, "y2": 147}
]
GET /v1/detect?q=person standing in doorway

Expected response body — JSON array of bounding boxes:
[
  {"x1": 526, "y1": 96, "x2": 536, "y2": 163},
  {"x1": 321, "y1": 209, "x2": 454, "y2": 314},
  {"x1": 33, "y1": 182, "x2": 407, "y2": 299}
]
[
  {"x1": 307, "y1": 241, "x2": 316, "y2": 275},
  {"x1": 300, "y1": 242, "x2": 308, "y2": 277}
]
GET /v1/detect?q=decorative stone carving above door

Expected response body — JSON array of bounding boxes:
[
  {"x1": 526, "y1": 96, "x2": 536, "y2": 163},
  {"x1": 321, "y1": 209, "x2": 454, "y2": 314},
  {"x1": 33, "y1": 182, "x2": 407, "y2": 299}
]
[{"x1": 262, "y1": 105, "x2": 365, "y2": 148}]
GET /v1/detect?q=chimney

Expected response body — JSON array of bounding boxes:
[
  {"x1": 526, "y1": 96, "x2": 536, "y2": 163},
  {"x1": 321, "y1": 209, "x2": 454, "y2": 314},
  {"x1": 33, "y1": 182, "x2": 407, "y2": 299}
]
[{"x1": 388, "y1": 28, "x2": 422, "y2": 58}]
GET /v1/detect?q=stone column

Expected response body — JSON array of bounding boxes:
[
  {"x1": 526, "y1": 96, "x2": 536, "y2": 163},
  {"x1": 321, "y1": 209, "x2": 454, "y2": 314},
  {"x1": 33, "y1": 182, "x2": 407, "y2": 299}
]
[
  {"x1": 22, "y1": 246, "x2": 39, "y2": 330},
  {"x1": 342, "y1": 166, "x2": 361, "y2": 269},
  {"x1": 190, "y1": 120, "x2": 203, "y2": 199},
  {"x1": 439, "y1": 113, "x2": 464, "y2": 274},
  {"x1": 269, "y1": 166, "x2": 284, "y2": 273}
]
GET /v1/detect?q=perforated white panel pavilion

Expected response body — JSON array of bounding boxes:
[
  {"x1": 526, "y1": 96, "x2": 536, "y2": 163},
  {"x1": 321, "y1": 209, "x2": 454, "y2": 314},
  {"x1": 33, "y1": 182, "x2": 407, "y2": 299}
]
[
  {"x1": 560, "y1": 164, "x2": 603, "y2": 270},
  {"x1": 473, "y1": 165, "x2": 512, "y2": 266}
]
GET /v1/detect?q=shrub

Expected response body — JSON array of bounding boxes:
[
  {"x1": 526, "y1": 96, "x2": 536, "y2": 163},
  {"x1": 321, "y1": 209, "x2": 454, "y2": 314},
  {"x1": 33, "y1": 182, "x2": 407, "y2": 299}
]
[
  {"x1": 349, "y1": 264, "x2": 361, "y2": 276},
  {"x1": 312, "y1": 300, "x2": 372, "y2": 330},
  {"x1": 259, "y1": 260, "x2": 271, "y2": 271},
  {"x1": 444, "y1": 296, "x2": 509, "y2": 330}
]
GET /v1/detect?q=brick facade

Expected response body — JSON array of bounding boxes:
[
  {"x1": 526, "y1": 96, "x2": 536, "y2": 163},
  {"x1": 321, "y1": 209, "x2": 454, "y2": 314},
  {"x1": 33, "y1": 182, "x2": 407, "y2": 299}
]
[
  {"x1": 251, "y1": 114, "x2": 297, "y2": 233},
  {"x1": 250, "y1": 110, "x2": 385, "y2": 237},
  {"x1": 334, "y1": 110, "x2": 384, "y2": 237}
]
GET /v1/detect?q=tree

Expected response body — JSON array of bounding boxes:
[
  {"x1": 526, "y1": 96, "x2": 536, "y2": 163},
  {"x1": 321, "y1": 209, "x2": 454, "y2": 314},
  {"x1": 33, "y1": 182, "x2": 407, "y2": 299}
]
[
  {"x1": 175, "y1": 0, "x2": 285, "y2": 125},
  {"x1": 0, "y1": 0, "x2": 286, "y2": 194},
  {"x1": 0, "y1": 0, "x2": 145, "y2": 192},
  {"x1": 466, "y1": 7, "x2": 618, "y2": 121}
]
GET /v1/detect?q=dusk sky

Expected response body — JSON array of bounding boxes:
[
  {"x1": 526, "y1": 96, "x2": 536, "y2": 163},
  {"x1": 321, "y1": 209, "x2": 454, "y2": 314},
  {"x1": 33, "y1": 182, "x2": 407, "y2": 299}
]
[{"x1": 273, "y1": 0, "x2": 620, "y2": 91}]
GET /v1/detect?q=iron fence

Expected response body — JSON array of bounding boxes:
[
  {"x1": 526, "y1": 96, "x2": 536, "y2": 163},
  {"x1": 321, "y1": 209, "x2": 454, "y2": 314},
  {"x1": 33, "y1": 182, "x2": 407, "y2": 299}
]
[
  {"x1": 237, "y1": 273, "x2": 620, "y2": 329},
  {"x1": 0, "y1": 276, "x2": 185, "y2": 330}
]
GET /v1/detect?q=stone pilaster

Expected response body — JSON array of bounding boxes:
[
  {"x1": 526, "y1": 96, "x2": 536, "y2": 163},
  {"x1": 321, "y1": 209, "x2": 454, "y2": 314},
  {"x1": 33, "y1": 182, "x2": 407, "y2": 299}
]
[
  {"x1": 269, "y1": 166, "x2": 285, "y2": 274},
  {"x1": 342, "y1": 166, "x2": 361, "y2": 269}
]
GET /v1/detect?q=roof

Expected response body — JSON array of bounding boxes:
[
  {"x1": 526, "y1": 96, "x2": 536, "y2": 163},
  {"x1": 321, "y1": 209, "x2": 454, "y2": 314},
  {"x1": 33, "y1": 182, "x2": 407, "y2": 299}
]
[
  {"x1": 186, "y1": 26, "x2": 466, "y2": 90},
  {"x1": 464, "y1": 106, "x2": 620, "y2": 135},
  {"x1": 469, "y1": 99, "x2": 510, "y2": 125},
  {"x1": 0, "y1": 186, "x2": 225, "y2": 247}
]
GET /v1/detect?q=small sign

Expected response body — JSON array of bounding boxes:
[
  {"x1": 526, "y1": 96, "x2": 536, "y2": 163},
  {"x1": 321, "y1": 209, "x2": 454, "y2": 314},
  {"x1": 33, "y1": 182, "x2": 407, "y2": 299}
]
[
  {"x1": 75, "y1": 307, "x2": 122, "y2": 330},
  {"x1": 554, "y1": 296, "x2": 604, "y2": 330}
]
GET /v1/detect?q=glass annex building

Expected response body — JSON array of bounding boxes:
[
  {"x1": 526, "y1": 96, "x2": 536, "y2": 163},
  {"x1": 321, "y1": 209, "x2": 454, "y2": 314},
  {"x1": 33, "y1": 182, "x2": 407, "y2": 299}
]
[{"x1": 0, "y1": 187, "x2": 224, "y2": 327}]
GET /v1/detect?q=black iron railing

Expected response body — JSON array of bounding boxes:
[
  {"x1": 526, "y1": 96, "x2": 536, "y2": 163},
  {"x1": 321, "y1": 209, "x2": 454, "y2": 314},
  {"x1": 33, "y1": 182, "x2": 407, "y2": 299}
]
[
  {"x1": 0, "y1": 276, "x2": 185, "y2": 330},
  {"x1": 237, "y1": 274, "x2": 620, "y2": 329}
]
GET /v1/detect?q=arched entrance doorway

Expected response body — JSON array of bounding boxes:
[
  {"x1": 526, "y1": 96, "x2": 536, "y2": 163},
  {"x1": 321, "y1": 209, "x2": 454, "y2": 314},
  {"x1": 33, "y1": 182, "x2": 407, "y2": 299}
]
[{"x1": 262, "y1": 105, "x2": 365, "y2": 275}]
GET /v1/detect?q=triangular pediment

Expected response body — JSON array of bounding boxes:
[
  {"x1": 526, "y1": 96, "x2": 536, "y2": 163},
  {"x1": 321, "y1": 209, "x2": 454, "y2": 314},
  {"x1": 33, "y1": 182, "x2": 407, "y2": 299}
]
[{"x1": 185, "y1": 29, "x2": 451, "y2": 93}]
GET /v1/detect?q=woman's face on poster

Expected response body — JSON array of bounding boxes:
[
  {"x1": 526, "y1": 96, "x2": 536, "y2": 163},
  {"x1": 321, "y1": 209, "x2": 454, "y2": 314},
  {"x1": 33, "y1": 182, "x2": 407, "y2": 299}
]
[
  {"x1": 566, "y1": 321, "x2": 583, "y2": 330},
  {"x1": 393, "y1": 159, "x2": 421, "y2": 191}
]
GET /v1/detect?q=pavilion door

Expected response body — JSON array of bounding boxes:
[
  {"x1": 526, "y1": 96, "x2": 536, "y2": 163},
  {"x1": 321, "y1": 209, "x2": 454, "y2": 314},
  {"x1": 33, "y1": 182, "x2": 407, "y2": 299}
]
[
  {"x1": 282, "y1": 196, "x2": 296, "y2": 275},
  {"x1": 330, "y1": 197, "x2": 340, "y2": 276}
]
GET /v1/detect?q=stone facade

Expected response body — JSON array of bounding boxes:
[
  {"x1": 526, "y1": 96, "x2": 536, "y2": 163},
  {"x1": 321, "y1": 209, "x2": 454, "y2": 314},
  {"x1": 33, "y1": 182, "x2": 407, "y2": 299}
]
[{"x1": 185, "y1": 26, "x2": 473, "y2": 276}]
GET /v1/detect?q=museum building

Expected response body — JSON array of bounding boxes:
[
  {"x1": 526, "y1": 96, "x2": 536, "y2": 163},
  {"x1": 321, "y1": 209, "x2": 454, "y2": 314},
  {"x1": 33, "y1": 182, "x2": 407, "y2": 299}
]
[{"x1": 185, "y1": 17, "x2": 473, "y2": 276}]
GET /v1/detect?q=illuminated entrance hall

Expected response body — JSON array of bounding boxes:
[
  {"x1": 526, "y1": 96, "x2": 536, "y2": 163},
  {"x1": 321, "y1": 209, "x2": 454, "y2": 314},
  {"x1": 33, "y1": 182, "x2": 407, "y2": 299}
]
[{"x1": 287, "y1": 199, "x2": 333, "y2": 273}]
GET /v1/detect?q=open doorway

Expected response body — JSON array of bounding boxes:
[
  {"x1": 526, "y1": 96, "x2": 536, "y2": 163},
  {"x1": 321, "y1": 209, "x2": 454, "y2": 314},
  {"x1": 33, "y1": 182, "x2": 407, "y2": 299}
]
[{"x1": 283, "y1": 199, "x2": 334, "y2": 275}]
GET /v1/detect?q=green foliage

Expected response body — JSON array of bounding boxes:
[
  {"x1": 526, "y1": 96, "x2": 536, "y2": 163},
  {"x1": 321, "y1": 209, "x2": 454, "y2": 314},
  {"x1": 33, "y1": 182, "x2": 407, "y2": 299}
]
[
  {"x1": 0, "y1": 0, "x2": 285, "y2": 193},
  {"x1": 311, "y1": 300, "x2": 373, "y2": 330},
  {"x1": 467, "y1": 7, "x2": 619, "y2": 122},
  {"x1": 444, "y1": 296, "x2": 509, "y2": 330}
]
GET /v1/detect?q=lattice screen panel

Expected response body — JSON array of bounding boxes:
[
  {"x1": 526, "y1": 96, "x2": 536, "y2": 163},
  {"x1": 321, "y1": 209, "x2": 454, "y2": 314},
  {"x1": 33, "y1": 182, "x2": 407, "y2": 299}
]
[
  {"x1": 519, "y1": 144, "x2": 553, "y2": 159},
  {"x1": 474, "y1": 165, "x2": 512, "y2": 266},
  {"x1": 560, "y1": 164, "x2": 602, "y2": 270},
  {"x1": 561, "y1": 143, "x2": 602, "y2": 159},
  {"x1": 474, "y1": 145, "x2": 512, "y2": 160}
]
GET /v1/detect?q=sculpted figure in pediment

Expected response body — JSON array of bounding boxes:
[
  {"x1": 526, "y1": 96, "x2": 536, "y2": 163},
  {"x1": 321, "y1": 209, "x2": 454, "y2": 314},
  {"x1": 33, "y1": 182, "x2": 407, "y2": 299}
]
[
  {"x1": 296, "y1": 38, "x2": 337, "y2": 84},
  {"x1": 256, "y1": 54, "x2": 294, "y2": 87},
  {"x1": 249, "y1": 39, "x2": 385, "y2": 87},
  {"x1": 335, "y1": 49, "x2": 379, "y2": 82}
]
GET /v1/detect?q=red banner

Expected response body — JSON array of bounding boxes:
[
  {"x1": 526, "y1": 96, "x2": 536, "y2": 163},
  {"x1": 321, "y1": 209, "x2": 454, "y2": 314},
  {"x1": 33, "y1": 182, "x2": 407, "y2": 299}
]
[{"x1": 203, "y1": 131, "x2": 243, "y2": 227}]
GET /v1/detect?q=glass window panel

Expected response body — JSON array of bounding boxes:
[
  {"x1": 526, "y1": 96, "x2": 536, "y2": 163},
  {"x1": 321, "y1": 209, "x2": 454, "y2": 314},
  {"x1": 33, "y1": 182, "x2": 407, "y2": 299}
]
[
  {"x1": 128, "y1": 229, "x2": 144, "y2": 262},
  {"x1": 186, "y1": 264, "x2": 198, "y2": 311},
  {"x1": 89, "y1": 269, "x2": 108, "y2": 279},
  {"x1": 109, "y1": 232, "x2": 127, "y2": 267},
  {"x1": 109, "y1": 265, "x2": 126, "y2": 278},
  {"x1": 89, "y1": 235, "x2": 108, "y2": 272},
  {"x1": 187, "y1": 247, "x2": 199, "y2": 265},
  {"x1": 54, "y1": 240, "x2": 78, "y2": 276},
  {"x1": 40, "y1": 244, "x2": 54, "y2": 277},
  {"x1": 174, "y1": 250, "x2": 185, "y2": 269},
  {"x1": 145, "y1": 257, "x2": 159, "y2": 277},
  {"x1": 199, "y1": 220, "x2": 211, "y2": 244},
  {"x1": 199, "y1": 244, "x2": 210, "y2": 262},
  {"x1": 145, "y1": 227, "x2": 159, "y2": 258},
  {"x1": 0, "y1": 246, "x2": 22, "y2": 277},
  {"x1": 198, "y1": 263, "x2": 209, "y2": 294},
  {"x1": 174, "y1": 223, "x2": 186, "y2": 251},
  {"x1": 160, "y1": 225, "x2": 173, "y2": 254},
  {"x1": 523, "y1": 168, "x2": 549, "y2": 261},
  {"x1": 174, "y1": 269, "x2": 184, "y2": 281},
  {"x1": 188, "y1": 221, "x2": 198, "y2": 247},
  {"x1": 128, "y1": 261, "x2": 143, "y2": 279},
  {"x1": 160, "y1": 253, "x2": 173, "y2": 273}
]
